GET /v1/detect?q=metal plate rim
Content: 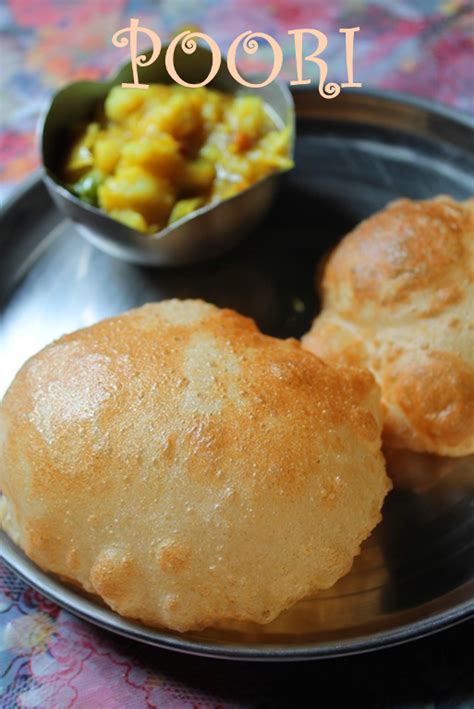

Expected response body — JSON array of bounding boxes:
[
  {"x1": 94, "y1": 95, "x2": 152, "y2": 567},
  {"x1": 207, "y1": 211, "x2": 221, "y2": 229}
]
[
  {"x1": 1, "y1": 531, "x2": 473, "y2": 661},
  {"x1": 326, "y1": 85, "x2": 474, "y2": 128}
]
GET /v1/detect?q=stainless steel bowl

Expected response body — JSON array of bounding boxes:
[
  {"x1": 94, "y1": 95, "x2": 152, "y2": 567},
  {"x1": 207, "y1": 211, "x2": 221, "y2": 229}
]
[{"x1": 40, "y1": 44, "x2": 295, "y2": 266}]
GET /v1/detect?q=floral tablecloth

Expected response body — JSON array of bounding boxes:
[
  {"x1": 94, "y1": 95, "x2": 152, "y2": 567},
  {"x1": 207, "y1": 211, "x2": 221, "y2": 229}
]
[
  {"x1": 1, "y1": 0, "x2": 473, "y2": 200},
  {"x1": 1, "y1": 1, "x2": 473, "y2": 706}
]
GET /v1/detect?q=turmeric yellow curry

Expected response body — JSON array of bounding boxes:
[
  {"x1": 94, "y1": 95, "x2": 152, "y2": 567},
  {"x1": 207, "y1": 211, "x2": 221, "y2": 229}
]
[{"x1": 63, "y1": 84, "x2": 293, "y2": 233}]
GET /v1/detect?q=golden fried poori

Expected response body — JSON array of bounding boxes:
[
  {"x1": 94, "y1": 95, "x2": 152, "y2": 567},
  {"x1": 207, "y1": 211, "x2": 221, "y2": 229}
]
[
  {"x1": 303, "y1": 196, "x2": 474, "y2": 457},
  {"x1": 0, "y1": 300, "x2": 390, "y2": 632}
]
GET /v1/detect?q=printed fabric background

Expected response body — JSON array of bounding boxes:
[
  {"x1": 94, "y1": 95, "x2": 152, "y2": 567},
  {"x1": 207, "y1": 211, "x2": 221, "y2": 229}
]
[
  {"x1": 1, "y1": 0, "x2": 473, "y2": 197},
  {"x1": 0, "y1": 1, "x2": 474, "y2": 706}
]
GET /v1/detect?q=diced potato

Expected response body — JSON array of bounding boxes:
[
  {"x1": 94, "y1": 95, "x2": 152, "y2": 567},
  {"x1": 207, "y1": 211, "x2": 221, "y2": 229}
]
[
  {"x1": 120, "y1": 134, "x2": 183, "y2": 177},
  {"x1": 94, "y1": 136, "x2": 121, "y2": 174},
  {"x1": 226, "y1": 96, "x2": 269, "y2": 141},
  {"x1": 169, "y1": 197, "x2": 205, "y2": 223},
  {"x1": 98, "y1": 166, "x2": 175, "y2": 227},
  {"x1": 147, "y1": 92, "x2": 204, "y2": 141},
  {"x1": 259, "y1": 125, "x2": 293, "y2": 168},
  {"x1": 144, "y1": 84, "x2": 171, "y2": 106},
  {"x1": 199, "y1": 142, "x2": 221, "y2": 163},
  {"x1": 64, "y1": 123, "x2": 100, "y2": 178},
  {"x1": 181, "y1": 159, "x2": 215, "y2": 194},
  {"x1": 109, "y1": 209, "x2": 148, "y2": 232},
  {"x1": 105, "y1": 86, "x2": 146, "y2": 122}
]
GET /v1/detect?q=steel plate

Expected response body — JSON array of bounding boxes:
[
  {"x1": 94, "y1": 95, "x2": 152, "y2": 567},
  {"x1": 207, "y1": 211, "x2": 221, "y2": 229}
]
[{"x1": 1, "y1": 89, "x2": 473, "y2": 660}]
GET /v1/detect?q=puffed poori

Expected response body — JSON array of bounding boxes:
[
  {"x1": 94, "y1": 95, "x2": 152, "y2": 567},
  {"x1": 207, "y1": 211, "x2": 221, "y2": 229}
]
[
  {"x1": 0, "y1": 300, "x2": 390, "y2": 632},
  {"x1": 303, "y1": 196, "x2": 474, "y2": 456}
]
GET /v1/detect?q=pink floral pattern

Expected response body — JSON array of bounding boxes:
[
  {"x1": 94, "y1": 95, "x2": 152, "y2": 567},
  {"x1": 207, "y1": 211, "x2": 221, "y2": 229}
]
[
  {"x1": 1, "y1": 0, "x2": 473, "y2": 200},
  {"x1": 0, "y1": 564, "x2": 229, "y2": 706}
]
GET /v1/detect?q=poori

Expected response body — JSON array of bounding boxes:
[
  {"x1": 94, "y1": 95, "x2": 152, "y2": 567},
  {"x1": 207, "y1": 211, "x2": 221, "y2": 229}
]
[
  {"x1": 303, "y1": 196, "x2": 474, "y2": 456},
  {"x1": 0, "y1": 299, "x2": 390, "y2": 631}
]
